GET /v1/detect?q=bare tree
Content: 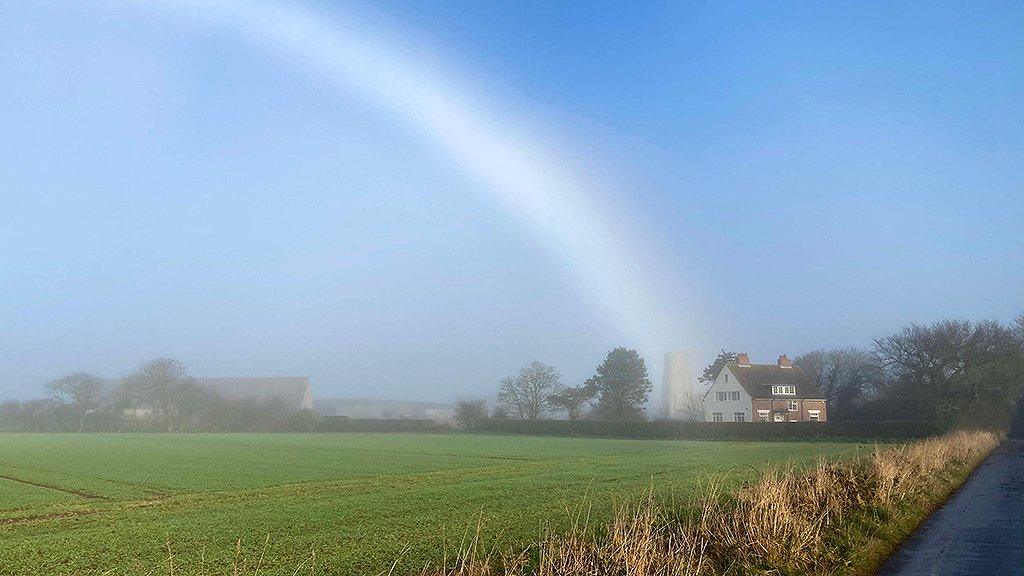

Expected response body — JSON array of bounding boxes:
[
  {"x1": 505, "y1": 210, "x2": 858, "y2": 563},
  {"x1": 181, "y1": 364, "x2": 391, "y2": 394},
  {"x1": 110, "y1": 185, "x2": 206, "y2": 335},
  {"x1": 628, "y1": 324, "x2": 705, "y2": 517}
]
[
  {"x1": 678, "y1": 386, "x2": 705, "y2": 422},
  {"x1": 498, "y1": 362, "x2": 562, "y2": 420},
  {"x1": 45, "y1": 372, "x2": 103, "y2": 431},
  {"x1": 872, "y1": 319, "x2": 1024, "y2": 427},
  {"x1": 794, "y1": 348, "x2": 879, "y2": 417},
  {"x1": 1014, "y1": 314, "x2": 1024, "y2": 349},
  {"x1": 547, "y1": 379, "x2": 597, "y2": 420},
  {"x1": 125, "y1": 358, "x2": 195, "y2": 432}
]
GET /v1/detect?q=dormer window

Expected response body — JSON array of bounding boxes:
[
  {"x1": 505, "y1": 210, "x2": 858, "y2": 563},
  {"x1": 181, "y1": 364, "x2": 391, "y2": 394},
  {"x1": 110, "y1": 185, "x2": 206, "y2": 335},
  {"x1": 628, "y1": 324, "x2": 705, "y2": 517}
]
[{"x1": 771, "y1": 385, "x2": 796, "y2": 395}]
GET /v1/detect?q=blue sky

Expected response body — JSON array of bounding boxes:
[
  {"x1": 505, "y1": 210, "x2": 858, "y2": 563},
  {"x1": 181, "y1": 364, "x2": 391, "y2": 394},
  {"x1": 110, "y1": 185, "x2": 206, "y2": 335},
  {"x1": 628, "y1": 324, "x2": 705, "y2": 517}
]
[{"x1": 2, "y1": 1, "x2": 1022, "y2": 401}]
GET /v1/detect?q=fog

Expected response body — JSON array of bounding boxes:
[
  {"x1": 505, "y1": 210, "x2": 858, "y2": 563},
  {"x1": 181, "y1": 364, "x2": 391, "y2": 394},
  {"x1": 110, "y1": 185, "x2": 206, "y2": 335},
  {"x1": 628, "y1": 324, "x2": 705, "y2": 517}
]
[{"x1": 2, "y1": 1, "x2": 1021, "y2": 402}]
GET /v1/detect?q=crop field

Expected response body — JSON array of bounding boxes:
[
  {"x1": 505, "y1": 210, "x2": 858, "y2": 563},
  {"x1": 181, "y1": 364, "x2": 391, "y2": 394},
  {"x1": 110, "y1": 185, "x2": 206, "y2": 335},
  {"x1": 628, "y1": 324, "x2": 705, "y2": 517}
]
[{"x1": 0, "y1": 433, "x2": 869, "y2": 575}]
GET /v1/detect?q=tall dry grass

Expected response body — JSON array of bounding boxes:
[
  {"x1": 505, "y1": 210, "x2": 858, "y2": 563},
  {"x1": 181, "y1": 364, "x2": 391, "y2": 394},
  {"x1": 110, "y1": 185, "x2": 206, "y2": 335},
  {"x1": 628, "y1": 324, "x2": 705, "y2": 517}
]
[{"x1": 420, "y1": 429, "x2": 999, "y2": 576}]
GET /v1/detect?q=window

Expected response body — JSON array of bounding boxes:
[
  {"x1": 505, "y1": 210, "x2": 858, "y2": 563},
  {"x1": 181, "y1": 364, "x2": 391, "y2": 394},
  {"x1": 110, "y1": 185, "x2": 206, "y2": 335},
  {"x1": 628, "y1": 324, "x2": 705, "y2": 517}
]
[
  {"x1": 725, "y1": 373, "x2": 729, "y2": 382},
  {"x1": 809, "y1": 410, "x2": 820, "y2": 422},
  {"x1": 712, "y1": 412, "x2": 723, "y2": 422},
  {"x1": 729, "y1": 391, "x2": 741, "y2": 401},
  {"x1": 772, "y1": 385, "x2": 796, "y2": 395},
  {"x1": 733, "y1": 412, "x2": 744, "y2": 422},
  {"x1": 757, "y1": 410, "x2": 770, "y2": 422},
  {"x1": 715, "y1": 392, "x2": 728, "y2": 402},
  {"x1": 773, "y1": 413, "x2": 785, "y2": 422},
  {"x1": 787, "y1": 400, "x2": 798, "y2": 412}
]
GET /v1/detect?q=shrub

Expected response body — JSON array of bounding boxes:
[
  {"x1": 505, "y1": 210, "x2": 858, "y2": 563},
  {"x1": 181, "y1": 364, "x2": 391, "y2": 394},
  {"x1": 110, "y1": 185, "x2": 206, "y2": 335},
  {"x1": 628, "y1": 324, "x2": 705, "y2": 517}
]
[{"x1": 454, "y1": 400, "x2": 488, "y2": 431}]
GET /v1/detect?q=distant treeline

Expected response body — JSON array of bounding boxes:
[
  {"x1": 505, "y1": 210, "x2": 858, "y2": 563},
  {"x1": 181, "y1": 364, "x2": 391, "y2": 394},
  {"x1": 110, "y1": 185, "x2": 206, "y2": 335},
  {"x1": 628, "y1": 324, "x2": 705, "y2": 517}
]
[
  {"x1": 0, "y1": 358, "x2": 318, "y2": 433},
  {"x1": 0, "y1": 398, "x2": 319, "y2": 433},
  {"x1": 3, "y1": 315, "x2": 1022, "y2": 435},
  {"x1": 790, "y1": 316, "x2": 1024, "y2": 428}
]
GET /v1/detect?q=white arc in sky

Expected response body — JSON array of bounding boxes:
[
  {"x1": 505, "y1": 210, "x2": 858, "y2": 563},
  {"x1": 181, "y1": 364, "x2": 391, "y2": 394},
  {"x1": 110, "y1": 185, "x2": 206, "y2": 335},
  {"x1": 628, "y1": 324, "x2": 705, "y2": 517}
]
[{"x1": 156, "y1": 0, "x2": 689, "y2": 355}]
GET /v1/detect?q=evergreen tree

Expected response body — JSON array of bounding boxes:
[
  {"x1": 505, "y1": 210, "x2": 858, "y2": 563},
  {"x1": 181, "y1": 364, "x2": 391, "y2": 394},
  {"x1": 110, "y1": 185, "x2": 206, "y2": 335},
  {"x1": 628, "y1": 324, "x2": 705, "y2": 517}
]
[{"x1": 591, "y1": 347, "x2": 652, "y2": 421}]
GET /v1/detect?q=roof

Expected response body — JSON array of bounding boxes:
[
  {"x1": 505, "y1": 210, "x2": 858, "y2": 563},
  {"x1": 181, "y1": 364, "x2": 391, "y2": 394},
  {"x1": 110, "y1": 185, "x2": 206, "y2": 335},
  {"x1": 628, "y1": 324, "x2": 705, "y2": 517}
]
[
  {"x1": 196, "y1": 377, "x2": 312, "y2": 410},
  {"x1": 725, "y1": 363, "x2": 824, "y2": 399}
]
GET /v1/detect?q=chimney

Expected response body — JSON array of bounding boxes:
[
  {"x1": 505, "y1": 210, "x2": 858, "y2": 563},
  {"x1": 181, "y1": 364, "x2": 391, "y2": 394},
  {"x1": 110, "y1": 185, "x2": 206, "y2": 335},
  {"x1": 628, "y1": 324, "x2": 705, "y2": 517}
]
[
  {"x1": 737, "y1": 353, "x2": 750, "y2": 366},
  {"x1": 778, "y1": 354, "x2": 792, "y2": 368}
]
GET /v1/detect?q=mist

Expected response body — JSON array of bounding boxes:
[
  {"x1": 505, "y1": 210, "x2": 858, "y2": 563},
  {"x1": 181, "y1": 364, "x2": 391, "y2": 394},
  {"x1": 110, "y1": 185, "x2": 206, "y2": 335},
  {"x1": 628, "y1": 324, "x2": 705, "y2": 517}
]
[{"x1": 2, "y1": 0, "x2": 1022, "y2": 404}]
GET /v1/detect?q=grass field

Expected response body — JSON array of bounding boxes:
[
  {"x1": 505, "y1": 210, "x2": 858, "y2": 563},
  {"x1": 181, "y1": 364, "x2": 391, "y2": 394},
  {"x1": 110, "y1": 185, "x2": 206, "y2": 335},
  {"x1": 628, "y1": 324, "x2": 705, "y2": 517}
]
[{"x1": 0, "y1": 433, "x2": 869, "y2": 575}]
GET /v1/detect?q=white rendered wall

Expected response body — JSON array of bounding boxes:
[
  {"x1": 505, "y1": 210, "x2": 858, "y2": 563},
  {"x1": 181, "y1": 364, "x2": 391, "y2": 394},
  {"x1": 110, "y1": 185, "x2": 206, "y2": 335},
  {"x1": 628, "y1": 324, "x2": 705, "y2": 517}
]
[{"x1": 703, "y1": 366, "x2": 753, "y2": 421}]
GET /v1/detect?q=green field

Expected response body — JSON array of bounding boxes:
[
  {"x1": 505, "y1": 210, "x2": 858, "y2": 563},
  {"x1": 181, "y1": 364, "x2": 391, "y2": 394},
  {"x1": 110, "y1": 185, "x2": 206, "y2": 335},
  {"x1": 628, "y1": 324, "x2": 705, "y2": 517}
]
[{"x1": 0, "y1": 433, "x2": 868, "y2": 575}]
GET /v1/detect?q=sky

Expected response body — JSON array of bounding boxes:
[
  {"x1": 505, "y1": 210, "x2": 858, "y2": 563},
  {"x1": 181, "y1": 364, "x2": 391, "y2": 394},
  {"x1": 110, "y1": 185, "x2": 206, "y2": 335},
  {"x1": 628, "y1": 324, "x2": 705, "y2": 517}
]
[{"x1": 2, "y1": 1, "x2": 1022, "y2": 402}]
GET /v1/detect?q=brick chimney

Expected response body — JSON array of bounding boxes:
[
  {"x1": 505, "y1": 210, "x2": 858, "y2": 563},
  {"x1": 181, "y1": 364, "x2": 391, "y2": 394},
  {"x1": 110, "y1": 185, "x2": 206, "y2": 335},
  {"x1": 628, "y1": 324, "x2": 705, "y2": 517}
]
[
  {"x1": 736, "y1": 352, "x2": 750, "y2": 366},
  {"x1": 778, "y1": 354, "x2": 792, "y2": 368}
]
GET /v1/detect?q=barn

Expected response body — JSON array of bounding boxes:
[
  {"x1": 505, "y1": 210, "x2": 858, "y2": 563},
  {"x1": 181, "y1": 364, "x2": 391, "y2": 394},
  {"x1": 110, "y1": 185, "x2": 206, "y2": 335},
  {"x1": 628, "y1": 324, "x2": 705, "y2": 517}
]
[{"x1": 195, "y1": 377, "x2": 313, "y2": 411}]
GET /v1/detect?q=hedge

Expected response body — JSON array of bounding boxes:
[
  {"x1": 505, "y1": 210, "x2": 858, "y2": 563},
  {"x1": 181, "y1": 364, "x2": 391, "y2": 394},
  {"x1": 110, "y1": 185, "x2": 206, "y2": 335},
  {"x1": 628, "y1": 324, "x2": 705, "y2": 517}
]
[
  {"x1": 315, "y1": 417, "x2": 946, "y2": 440},
  {"x1": 472, "y1": 418, "x2": 945, "y2": 441},
  {"x1": 318, "y1": 417, "x2": 452, "y2": 433}
]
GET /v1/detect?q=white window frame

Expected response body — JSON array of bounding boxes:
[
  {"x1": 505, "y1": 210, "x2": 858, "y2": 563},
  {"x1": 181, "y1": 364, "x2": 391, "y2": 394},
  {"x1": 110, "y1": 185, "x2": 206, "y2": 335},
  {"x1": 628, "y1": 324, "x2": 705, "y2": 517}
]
[
  {"x1": 772, "y1": 385, "x2": 796, "y2": 395},
  {"x1": 729, "y1": 391, "x2": 741, "y2": 401},
  {"x1": 757, "y1": 410, "x2": 770, "y2": 422},
  {"x1": 733, "y1": 412, "x2": 744, "y2": 422},
  {"x1": 808, "y1": 410, "x2": 820, "y2": 422},
  {"x1": 787, "y1": 400, "x2": 798, "y2": 412},
  {"x1": 712, "y1": 412, "x2": 723, "y2": 422},
  {"x1": 773, "y1": 413, "x2": 785, "y2": 422},
  {"x1": 724, "y1": 373, "x2": 729, "y2": 382}
]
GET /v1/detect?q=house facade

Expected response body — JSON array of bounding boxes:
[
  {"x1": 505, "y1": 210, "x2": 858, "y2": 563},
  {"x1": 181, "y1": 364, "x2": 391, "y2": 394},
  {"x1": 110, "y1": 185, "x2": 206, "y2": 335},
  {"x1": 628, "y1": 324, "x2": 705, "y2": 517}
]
[{"x1": 703, "y1": 353, "x2": 827, "y2": 422}]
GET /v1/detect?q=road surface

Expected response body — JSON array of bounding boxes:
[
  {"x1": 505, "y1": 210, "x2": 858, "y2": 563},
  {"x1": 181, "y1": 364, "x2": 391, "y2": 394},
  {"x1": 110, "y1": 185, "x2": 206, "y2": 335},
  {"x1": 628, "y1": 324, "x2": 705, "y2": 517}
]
[{"x1": 878, "y1": 438, "x2": 1024, "y2": 575}]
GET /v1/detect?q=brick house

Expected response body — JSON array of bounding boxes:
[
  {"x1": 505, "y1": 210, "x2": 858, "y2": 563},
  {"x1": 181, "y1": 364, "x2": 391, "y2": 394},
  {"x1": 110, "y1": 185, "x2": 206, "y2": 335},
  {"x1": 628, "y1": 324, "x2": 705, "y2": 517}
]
[{"x1": 703, "y1": 353, "x2": 827, "y2": 423}]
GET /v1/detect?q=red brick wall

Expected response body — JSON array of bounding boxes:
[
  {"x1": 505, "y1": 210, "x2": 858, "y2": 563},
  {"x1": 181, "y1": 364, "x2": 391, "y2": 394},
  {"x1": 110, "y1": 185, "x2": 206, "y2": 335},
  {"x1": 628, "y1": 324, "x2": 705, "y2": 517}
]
[
  {"x1": 750, "y1": 398, "x2": 827, "y2": 422},
  {"x1": 802, "y1": 399, "x2": 826, "y2": 422}
]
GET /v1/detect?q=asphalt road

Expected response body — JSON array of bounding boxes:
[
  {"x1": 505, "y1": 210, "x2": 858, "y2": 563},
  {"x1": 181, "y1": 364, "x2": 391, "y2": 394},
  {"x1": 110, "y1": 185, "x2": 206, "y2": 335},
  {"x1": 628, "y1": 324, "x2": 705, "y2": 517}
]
[{"x1": 878, "y1": 438, "x2": 1024, "y2": 576}]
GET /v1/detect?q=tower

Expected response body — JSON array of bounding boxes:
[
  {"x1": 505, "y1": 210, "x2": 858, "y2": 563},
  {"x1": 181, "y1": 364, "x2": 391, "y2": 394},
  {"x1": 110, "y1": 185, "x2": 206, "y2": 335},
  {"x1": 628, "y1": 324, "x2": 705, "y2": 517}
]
[{"x1": 661, "y1": 350, "x2": 695, "y2": 420}]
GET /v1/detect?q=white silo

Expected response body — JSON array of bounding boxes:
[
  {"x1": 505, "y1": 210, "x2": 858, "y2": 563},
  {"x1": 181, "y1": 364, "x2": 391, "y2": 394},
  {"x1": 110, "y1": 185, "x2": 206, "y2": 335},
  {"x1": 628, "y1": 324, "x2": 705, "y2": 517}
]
[{"x1": 661, "y1": 351, "x2": 695, "y2": 420}]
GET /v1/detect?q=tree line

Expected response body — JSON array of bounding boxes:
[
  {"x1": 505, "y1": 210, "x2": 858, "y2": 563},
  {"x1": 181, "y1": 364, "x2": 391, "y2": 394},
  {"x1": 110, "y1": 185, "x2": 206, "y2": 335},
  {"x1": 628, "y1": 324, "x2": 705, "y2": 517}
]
[
  {"x1": 0, "y1": 358, "x2": 318, "y2": 432},
  {"x1": 455, "y1": 346, "x2": 654, "y2": 429}
]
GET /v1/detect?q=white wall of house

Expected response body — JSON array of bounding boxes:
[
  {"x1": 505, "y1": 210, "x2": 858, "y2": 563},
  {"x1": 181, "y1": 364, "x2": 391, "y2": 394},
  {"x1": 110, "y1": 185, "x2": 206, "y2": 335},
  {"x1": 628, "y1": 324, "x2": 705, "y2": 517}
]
[{"x1": 702, "y1": 366, "x2": 752, "y2": 422}]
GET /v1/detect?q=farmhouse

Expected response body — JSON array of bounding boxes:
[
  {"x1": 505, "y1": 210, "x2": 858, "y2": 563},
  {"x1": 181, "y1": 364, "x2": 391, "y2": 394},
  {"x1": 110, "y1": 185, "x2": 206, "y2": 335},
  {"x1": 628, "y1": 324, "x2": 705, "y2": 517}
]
[{"x1": 703, "y1": 354, "x2": 826, "y2": 423}]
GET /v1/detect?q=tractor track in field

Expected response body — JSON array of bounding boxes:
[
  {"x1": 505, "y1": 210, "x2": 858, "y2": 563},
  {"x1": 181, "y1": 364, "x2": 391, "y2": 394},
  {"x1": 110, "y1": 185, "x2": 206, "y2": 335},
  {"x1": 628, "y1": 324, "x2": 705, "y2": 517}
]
[
  {"x1": 0, "y1": 508, "x2": 100, "y2": 527},
  {"x1": 0, "y1": 461, "x2": 549, "y2": 528},
  {"x1": 0, "y1": 495, "x2": 171, "y2": 527},
  {"x1": 0, "y1": 474, "x2": 111, "y2": 501}
]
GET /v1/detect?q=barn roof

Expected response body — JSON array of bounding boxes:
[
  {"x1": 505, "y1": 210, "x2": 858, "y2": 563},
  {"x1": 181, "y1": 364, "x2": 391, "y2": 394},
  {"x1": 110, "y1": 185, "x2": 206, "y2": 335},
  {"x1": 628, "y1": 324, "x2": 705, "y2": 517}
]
[
  {"x1": 195, "y1": 377, "x2": 312, "y2": 410},
  {"x1": 726, "y1": 363, "x2": 824, "y2": 399}
]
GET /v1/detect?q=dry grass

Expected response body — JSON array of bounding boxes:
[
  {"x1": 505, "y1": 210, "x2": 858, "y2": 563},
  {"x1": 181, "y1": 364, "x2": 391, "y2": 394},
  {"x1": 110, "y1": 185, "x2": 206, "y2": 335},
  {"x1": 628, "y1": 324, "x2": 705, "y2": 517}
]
[{"x1": 419, "y1": 429, "x2": 999, "y2": 576}]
